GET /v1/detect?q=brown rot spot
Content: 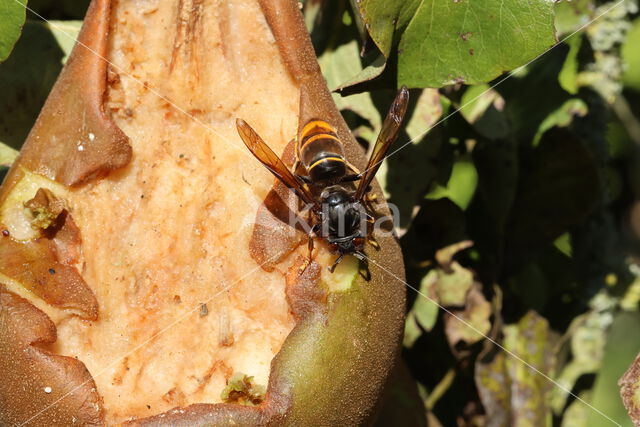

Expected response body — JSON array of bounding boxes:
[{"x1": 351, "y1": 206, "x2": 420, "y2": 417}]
[
  {"x1": 459, "y1": 31, "x2": 473, "y2": 41},
  {"x1": 469, "y1": 48, "x2": 474, "y2": 55},
  {"x1": 24, "y1": 188, "x2": 66, "y2": 230},
  {"x1": 107, "y1": 67, "x2": 121, "y2": 84},
  {"x1": 199, "y1": 303, "x2": 209, "y2": 317},
  {"x1": 220, "y1": 373, "x2": 265, "y2": 406}
]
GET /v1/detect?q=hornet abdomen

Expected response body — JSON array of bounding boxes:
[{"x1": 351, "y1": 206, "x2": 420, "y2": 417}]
[{"x1": 297, "y1": 119, "x2": 347, "y2": 183}]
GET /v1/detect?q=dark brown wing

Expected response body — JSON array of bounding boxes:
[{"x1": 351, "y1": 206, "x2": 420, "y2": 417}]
[
  {"x1": 236, "y1": 118, "x2": 315, "y2": 206},
  {"x1": 354, "y1": 86, "x2": 409, "y2": 200}
]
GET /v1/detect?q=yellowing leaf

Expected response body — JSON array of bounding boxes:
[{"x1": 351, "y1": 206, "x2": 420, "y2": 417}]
[
  {"x1": 444, "y1": 285, "x2": 491, "y2": 346},
  {"x1": 0, "y1": 141, "x2": 18, "y2": 167},
  {"x1": 436, "y1": 262, "x2": 473, "y2": 307},
  {"x1": 476, "y1": 311, "x2": 556, "y2": 426}
]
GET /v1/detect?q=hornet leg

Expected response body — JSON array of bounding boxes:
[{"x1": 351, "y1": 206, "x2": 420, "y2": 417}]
[
  {"x1": 364, "y1": 215, "x2": 380, "y2": 249},
  {"x1": 353, "y1": 251, "x2": 371, "y2": 281},
  {"x1": 338, "y1": 160, "x2": 364, "y2": 183},
  {"x1": 368, "y1": 234, "x2": 380, "y2": 250},
  {"x1": 296, "y1": 174, "x2": 312, "y2": 184},
  {"x1": 307, "y1": 222, "x2": 321, "y2": 263},
  {"x1": 339, "y1": 174, "x2": 361, "y2": 183},
  {"x1": 329, "y1": 254, "x2": 344, "y2": 273},
  {"x1": 345, "y1": 160, "x2": 362, "y2": 175}
]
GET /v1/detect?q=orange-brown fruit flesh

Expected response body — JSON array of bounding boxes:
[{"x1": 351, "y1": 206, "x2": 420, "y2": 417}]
[{"x1": 0, "y1": 0, "x2": 406, "y2": 425}]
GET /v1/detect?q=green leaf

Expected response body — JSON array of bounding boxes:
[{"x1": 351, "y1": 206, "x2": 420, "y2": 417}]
[
  {"x1": 558, "y1": 36, "x2": 583, "y2": 95},
  {"x1": 0, "y1": 0, "x2": 27, "y2": 62},
  {"x1": 553, "y1": 233, "x2": 572, "y2": 258},
  {"x1": 46, "y1": 20, "x2": 81, "y2": 63},
  {"x1": 404, "y1": 270, "x2": 439, "y2": 348},
  {"x1": 459, "y1": 84, "x2": 511, "y2": 142},
  {"x1": 460, "y1": 84, "x2": 501, "y2": 125},
  {"x1": 403, "y1": 315, "x2": 423, "y2": 349},
  {"x1": 314, "y1": 5, "x2": 387, "y2": 93},
  {"x1": 560, "y1": 391, "x2": 592, "y2": 427},
  {"x1": 335, "y1": 54, "x2": 387, "y2": 93},
  {"x1": 425, "y1": 156, "x2": 478, "y2": 211},
  {"x1": 0, "y1": 20, "x2": 80, "y2": 149},
  {"x1": 0, "y1": 142, "x2": 18, "y2": 168},
  {"x1": 622, "y1": 18, "x2": 640, "y2": 92},
  {"x1": 411, "y1": 270, "x2": 439, "y2": 332},
  {"x1": 319, "y1": 38, "x2": 366, "y2": 92},
  {"x1": 316, "y1": 30, "x2": 385, "y2": 138},
  {"x1": 404, "y1": 1, "x2": 556, "y2": 87},
  {"x1": 554, "y1": 0, "x2": 594, "y2": 36},
  {"x1": 355, "y1": 0, "x2": 557, "y2": 87},
  {"x1": 351, "y1": 0, "x2": 421, "y2": 57},
  {"x1": 533, "y1": 98, "x2": 588, "y2": 146},
  {"x1": 592, "y1": 311, "x2": 640, "y2": 426}
]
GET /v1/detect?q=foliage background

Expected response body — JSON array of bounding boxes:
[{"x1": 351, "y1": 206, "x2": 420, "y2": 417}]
[{"x1": 2, "y1": 0, "x2": 640, "y2": 425}]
